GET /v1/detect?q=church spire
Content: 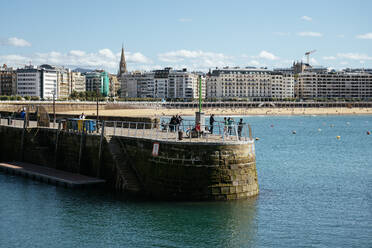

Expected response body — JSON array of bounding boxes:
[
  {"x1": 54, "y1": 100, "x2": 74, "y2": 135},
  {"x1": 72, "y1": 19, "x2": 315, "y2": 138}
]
[{"x1": 118, "y1": 44, "x2": 127, "y2": 77}]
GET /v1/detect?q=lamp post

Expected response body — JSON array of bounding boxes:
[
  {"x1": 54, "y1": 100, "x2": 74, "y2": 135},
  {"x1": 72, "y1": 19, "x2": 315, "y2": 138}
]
[
  {"x1": 96, "y1": 82, "x2": 100, "y2": 133},
  {"x1": 195, "y1": 75, "x2": 205, "y2": 126},
  {"x1": 53, "y1": 87, "x2": 56, "y2": 128}
]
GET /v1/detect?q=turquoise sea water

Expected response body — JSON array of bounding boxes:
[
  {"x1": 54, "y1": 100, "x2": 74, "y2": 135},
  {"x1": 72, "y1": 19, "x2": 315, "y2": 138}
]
[{"x1": 1, "y1": 115, "x2": 371, "y2": 248}]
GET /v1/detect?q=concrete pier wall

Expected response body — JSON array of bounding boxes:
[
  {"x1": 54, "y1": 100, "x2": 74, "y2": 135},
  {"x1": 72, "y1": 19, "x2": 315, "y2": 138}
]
[{"x1": 0, "y1": 125, "x2": 258, "y2": 200}]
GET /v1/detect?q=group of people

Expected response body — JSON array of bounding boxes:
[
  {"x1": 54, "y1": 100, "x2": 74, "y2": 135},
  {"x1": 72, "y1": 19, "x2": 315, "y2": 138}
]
[
  {"x1": 161, "y1": 114, "x2": 245, "y2": 140},
  {"x1": 209, "y1": 114, "x2": 245, "y2": 139},
  {"x1": 162, "y1": 115, "x2": 183, "y2": 132}
]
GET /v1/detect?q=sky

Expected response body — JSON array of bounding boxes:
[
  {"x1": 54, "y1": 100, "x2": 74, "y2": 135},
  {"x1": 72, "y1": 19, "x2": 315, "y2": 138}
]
[{"x1": 0, "y1": 0, "x2": 372, "y2": 73}]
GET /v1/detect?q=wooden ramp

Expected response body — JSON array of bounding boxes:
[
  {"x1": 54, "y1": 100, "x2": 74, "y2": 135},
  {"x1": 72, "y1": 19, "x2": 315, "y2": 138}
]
[{"x1": 0, "y1": 162, "x2": 105, "y2": 188}]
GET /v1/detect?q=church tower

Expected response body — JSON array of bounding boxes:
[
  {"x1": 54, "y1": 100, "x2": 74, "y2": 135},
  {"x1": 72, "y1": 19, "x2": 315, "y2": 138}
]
[{"x1": 118, "y1": 45, "x2": 127, "y2": 77}]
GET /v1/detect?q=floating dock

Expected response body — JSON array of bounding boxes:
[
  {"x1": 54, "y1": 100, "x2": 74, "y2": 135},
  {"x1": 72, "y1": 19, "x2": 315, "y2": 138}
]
[{"x1": 0, "y1": 162, "x2": 105, "y2": 188}]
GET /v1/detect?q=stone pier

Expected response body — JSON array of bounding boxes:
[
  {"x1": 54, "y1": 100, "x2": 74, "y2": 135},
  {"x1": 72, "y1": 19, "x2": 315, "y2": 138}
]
[{"x1": 0, "y1": 123, "x2": 258, "y2": 200}]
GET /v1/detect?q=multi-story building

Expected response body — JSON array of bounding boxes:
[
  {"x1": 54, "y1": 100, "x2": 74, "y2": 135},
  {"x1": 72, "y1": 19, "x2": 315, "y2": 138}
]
[
  {"x1": 206, "y1": 67, "x2": 291, "y2": 100},
  {"x1": 121, "y1": 68, "x2": 206, "y2": 99},
  {"x1": 108, "y1": 74, "x2": 120, "y2": 97},
  {"x1": 274, "y1": 62, "x2": 328, "y2": 75},
  {"x1": 70, "y1": 71, "x2": 86, "y2": 93},
  {"x1": 168, "y1": 69, "x2": 205, "y2": 99},
  {"x1": 271, "y1": 73, "x2": 294, "y2": 99},
  {"x1": 54, "y1": 66, "x2": 71, "y2": 99},
  {"x1": 85, "y1": 70, "x2": 109, "y2": 96},
  {"x1": 0, "y1": 64, "x2": 17, "y2": 95},
  {"x1": 297, "y1": 72, "x2": 372, "y2": 100},
  {"x1": 121, "y1": 71, "x2": 154, "y2": 98},
  {"x1": 343, "y1": 68, "x2": 372, "y2": 74},
  {"x1": 16, "y1": 65, "x2": 57, "y2": 99}
]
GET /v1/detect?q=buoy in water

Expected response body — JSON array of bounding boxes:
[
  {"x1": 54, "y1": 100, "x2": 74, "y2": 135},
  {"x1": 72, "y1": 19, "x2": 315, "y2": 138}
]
[
  {"x1": 255, "y1": 137, "x2": 260, "y2": 141},
  {"x1": 318, "y1": 128, "x2": 322, "y2": 132},
  {"x1": 330, "y1": 124, "x2": 335, "y2": 128},
  {"x1": 336, "y1": 136, "x2": 341, "y2": 140},
  {"x1": 367, "y1": 131, "x2": 371, "y2": 135},
  {"x1": 270, "y1": 124, "x2": 274, "y2": 128},
  {"x1": 292, "y1": 130, "x2": 296, "y2": 134}
]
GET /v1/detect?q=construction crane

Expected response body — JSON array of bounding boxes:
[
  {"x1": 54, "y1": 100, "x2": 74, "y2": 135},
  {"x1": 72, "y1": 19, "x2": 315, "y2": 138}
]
[{"x1": 305, "y1": 50, "x2": 316, "y2": 65}]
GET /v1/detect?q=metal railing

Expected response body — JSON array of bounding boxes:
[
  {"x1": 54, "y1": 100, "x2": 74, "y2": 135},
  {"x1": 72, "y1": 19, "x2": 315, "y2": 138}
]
[
  {"x1": 103, "y1": 120, "x2": 253, "y2": 143},
  {"x1": 0, "y1": 117, "x2": 253, "y2": 144}
]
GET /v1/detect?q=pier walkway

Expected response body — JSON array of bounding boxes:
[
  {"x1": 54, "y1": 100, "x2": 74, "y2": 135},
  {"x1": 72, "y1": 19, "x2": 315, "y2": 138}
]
[
  {"x1": 0, "y1": 117, "x2": 254, "y2": 144},
  {"x1": 0, "y1": 162, "x2": 105, "y2": 188}
]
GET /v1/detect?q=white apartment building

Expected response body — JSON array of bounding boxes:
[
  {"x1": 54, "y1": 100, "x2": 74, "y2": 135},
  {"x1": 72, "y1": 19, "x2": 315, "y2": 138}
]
[
  {"x1": 120, "y1": 68, "x2": 206, "y2": 99},
  {"x1": 271, "y1": 73, "x2": 294, "y2": 99},
  {"x1": 168, "y1": 71, "x2": 205, "y2": 99},
  {"x1": 70, "y1": 71, "x2": 86, "y2": 93},
  {"x1": 40, "y1": 65, "x2": 70, "y2": 99},
  {"x1": 55, "y1": 66, "x2": 71, "y2": 99},
  {"x1": 297, "y1": 72, "x2": 372, "y2": 100},
  {"x1": 17, "y1": 65, "x2": 57, "y2": 99},
  {"x1": 121, "y1": 71, "x2": 155, "y2": 98},
  {"x1": 206, "y1": 67, "x2": 293, "y2": 100}
]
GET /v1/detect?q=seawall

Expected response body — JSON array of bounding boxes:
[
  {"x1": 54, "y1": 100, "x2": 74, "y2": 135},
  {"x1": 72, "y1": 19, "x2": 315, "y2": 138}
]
[{"x1": 0, "y1": 125, "x2": 258, "y2": 200}]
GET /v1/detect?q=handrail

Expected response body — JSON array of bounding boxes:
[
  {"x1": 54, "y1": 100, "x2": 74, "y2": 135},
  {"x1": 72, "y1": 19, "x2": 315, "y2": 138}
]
[{"x1": 0, "y1": 116, "x2": 254, "y2": 144}]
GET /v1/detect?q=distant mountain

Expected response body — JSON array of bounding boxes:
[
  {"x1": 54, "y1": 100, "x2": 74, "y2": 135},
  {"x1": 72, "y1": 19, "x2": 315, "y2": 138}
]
[{"x1": 72, "y1": 68, "x2": 93, "y2": 73}]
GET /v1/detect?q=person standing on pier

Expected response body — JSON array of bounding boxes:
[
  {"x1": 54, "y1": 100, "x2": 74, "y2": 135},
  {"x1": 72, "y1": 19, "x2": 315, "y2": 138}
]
[
  {"x1": 176, "y1": 115, "x2": 183, "y2": 131},
  {"x1": 238, "y1": 118, "x2": 244, "y2": 140},
  {"x1": 228, "y1": 117, "x2": 234, "y2": 135},
  {"x1": 20, "y1": 109, "x2": 26, "y2": 119},
  {"x1": 169, "y1": 116, "x2": 176, "y2": 132},
  {"x1": 223, "y1": 117, "x2": 228, "y2": 137},
  {"x1": 209, "y1": 114, "x2": 215, "y2": 134}
]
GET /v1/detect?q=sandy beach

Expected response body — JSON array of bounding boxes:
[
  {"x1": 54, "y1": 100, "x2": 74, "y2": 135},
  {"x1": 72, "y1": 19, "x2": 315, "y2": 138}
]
[{"x1": 60, "y1": 107, "x2": 372, "y2": 117}]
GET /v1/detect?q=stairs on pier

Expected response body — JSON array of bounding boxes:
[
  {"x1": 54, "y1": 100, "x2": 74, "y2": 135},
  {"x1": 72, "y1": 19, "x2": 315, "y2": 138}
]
[{"x1": 106, "y1": 136, "x2": 142, "y2": 193}]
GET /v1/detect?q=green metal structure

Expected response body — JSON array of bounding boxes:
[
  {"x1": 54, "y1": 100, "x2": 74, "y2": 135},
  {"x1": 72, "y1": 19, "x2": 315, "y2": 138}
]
[{"x1": 198, "y1": 76, "x2": 202, "y2": 113}]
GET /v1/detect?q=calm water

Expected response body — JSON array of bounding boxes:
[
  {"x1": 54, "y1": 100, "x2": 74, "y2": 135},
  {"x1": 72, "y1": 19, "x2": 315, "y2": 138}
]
[{"x1": 1, "y1": 115, "x2": 371, "y2": 248}]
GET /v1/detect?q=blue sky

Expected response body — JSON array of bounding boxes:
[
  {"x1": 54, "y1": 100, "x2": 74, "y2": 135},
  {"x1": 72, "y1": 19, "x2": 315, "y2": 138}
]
[{"x1": 1, "y1": 0, "x2": 371, "y2": 72}]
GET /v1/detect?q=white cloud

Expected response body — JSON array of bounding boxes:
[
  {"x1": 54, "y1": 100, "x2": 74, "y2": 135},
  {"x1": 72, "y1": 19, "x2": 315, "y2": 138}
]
[
  {"x1": 337, "y1": 34, "x2": 345, "y2": 38},
  {"x1": 158, "y1": 50, "x2": 231, "y2": 69},
  {"x1": 356, "y1": 33, "x2": 372, "y2": 39},
  {"x1": 178, "y1": 18, "x2": 192, "y2": 22},
  {"x1": 99, "y1": 48, "x2": 116, "y2": 59},
  {"x1": 337, "y1": 53, "x2": 372, "y2": 60},
  {"x1": 257, "y1": 50, "x2": 279, "y2": 60},
  {"x1": 127, "y1": 52, "x2": 152, "y2": 64},
  {"x1": 0, "y1": 48, "x2": 151, "y2": 72},
  {"x1": 340, "y1": 61, "x2": 349, "y2": 65},
  {"x1": 301, "y1": 16, "x2": 312, "y2": 21},
  {"x1": 310, "y1": 58, "x2": 319, "y2": 65},
  {"x1": 323, "y1": 56, "x2": 337, "y2": 60},
  {"x1": 0, "y1": 54, "x2": 29, "y2": 62},
  {"x1": 297, "y1": 32, "x2": 323, "y2": 37},
  {"x1": 69, "y1": 50, "x2": 86, "y2": 57},
  {"x1": 273, "y1": 32, "x2": 290, "y2": 36},
  {"x1": 0, "y1": 37, "x2": 31, "y2": 47},
  {"x1": 249, "y1": 60, "x2": 260, "y2": 66}
]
